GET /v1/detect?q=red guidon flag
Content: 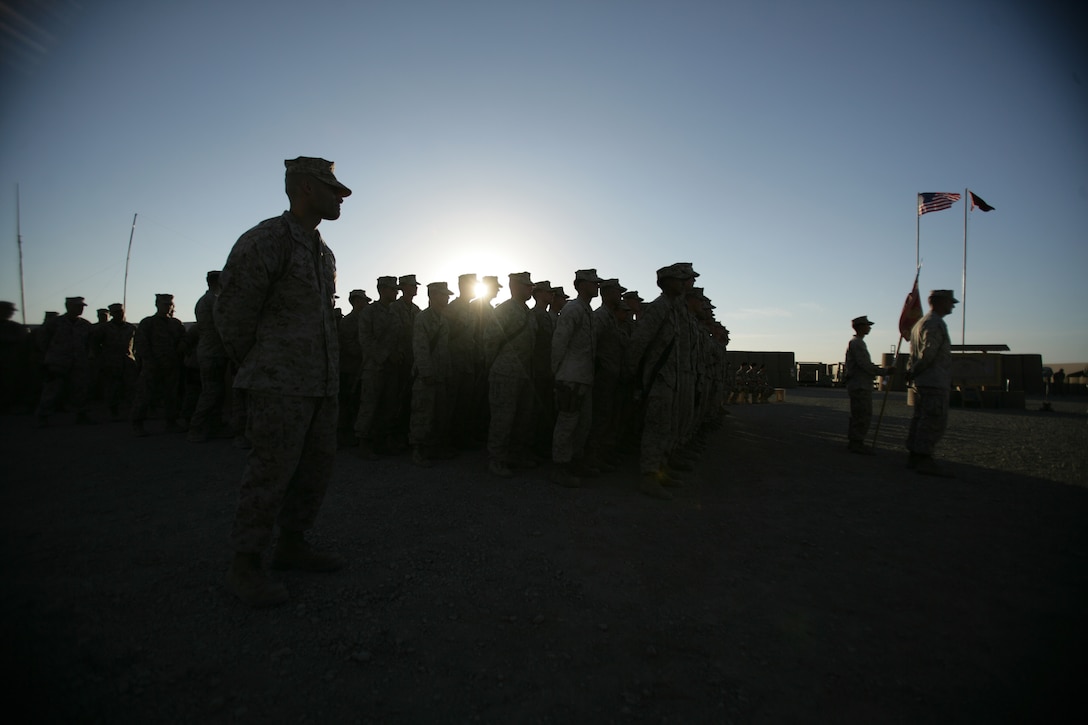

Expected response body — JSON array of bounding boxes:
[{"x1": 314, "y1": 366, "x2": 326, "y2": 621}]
[{"x1": 899, "y1": 277, "x2": 924, "y2": 339}]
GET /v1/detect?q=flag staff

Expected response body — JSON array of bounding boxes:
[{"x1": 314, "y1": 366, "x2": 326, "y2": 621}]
[
  {"x1": 915, "y1": 193, "x2": 921, "y2": 270},
  {"x1": 16, "y1": 184, "x2": 26, "y2": 325},
  {"x1": 871, "y1": 265, "x2": 921, "y2": 449},
  {"x1": 961, "y1": 187, "x2": 968, "y2": 347},
  {"x1": 122, "y1": 213, "x2": 137, "y2": 313}
]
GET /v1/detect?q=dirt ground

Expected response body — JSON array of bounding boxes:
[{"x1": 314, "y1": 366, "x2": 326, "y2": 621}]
[{"x1": 1, "y1": 388, "x2": 1085, "y2": 723}]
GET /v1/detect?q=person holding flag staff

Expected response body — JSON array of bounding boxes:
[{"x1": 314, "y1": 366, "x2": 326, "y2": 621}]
[{"x1": 905, "y1": 289, "x2": 958, "y2": 477}]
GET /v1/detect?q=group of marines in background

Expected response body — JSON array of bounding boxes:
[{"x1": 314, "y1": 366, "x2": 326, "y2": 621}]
[{"x1": 0, "y1": 259, "x2": 747, "y2": 500}]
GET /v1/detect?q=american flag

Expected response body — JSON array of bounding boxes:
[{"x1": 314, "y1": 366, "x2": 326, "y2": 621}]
[{"x1": 917, "y1": 192, "x2": 962, "y2": 216}]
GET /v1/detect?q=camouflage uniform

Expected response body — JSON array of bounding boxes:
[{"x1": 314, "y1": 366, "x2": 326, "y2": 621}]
[
  {"x1": 131, "y1": 306, "x2": 186, "y2": 427},
  {"x1": 180, "y1": 320, "x2": 202, "y2": 424},
  {"x1": 410, "y1": 301, "x2": 452, "y2": 452},
  {"x1": 844, "y1": 322, "x2": 883, "y2": 446},
  {"x1": 189, "y1": 287, "x2": 229, "y2": 437},
  {"x1": 35, "y1": 307, "x2": 93, "y2": 420},
  {"x1": 907, "y1": 308, "x2": 953, "y2": 457},
  {"x1": 216, "y1": 209, "x2": 340, "y2": 553},
  {"x1": 0, "y1": 303, "x2": 28, "y2": 412},
  {"x1": 530, "y1": 291, "x2": 555, "y2": 458},
  {"x1": 551, "y1": 294, "x2": 597, "y2": 465},
  {"x1": 675, "y1": 301, "x2": 698, "y2": 444},
  {"x1": 337, "y1": 292, "x2": 368, "y2": 443},
  {"x1": 626, "y1": 292, "x2": 683, "y2": 475},
  {"x1": 588, "y1": 299, "x2": 627, "y2": 464},
  {"x1": 485, "y1": 295, "x2": 536, "y2": 465},
  {"x1": 389, "y1": 280, "x2": 421, "y2": 446},
  {"x1": 89, "y1": 308, "x2": 136, "y2": 417},
  {"x1": 445, "y1": 278, "x2": 478, "y2": 447},
  {"x1": 470, "y1": 291, "x2": 499, "y2": 441},
  {"x1": 355, "y1": 291, "x2": 404, "y2": 450}
]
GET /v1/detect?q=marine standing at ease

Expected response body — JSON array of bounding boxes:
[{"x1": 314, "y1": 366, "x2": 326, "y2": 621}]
[
  {"x1": 216, "y1": 156, "x2": 350, "y2": 608},
  {"x1": 843, "y1": 315, "x2": 890, "y2": 454},
  {"x1": 906, "y1": 289, "x2": 958, "y2": 477}
]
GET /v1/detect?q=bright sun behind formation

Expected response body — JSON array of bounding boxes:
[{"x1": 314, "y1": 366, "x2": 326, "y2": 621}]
[{"x1": 407, "y1": 200, "x2": 558, "y2": 299}]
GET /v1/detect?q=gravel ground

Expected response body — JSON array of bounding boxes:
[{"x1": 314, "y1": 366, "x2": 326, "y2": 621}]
[{"x1": 1, "y1": 388, "x2": 1085, "y2": 723}]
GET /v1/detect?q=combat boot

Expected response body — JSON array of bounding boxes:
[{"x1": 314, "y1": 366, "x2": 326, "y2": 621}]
[
  {"x1": 225, "y1": 552, "x2": 289, "y2": 608},
  {"x1": 272, "y1": 529, "x2": 344, "y2": 572},
  {"x1": 411, "y1": 446, "x2": 434, "y2": 468},
  {"x1": 433, "y1": 444, "x2": 459, "y2": 460},
  {"x1": 356, "y1": 440, "x2": 378, "y2": 460},
  {"x1": 187, "y1": 427, "x2": 210, "y2": 443},
  {"x1": 489, "y1": 459, "x2": 513, "y2": 478},
  {"x1": 667, "y1": 454, "x2": 695, "y2": 472},
  {"x1": 510, "y1": 454, "x2": 540, "y2": 470},
  {"x1": 639, "y1": 472, "x2": 673, "y2": 500},
  {"x1": 550, "y1": 463, "x2": 582, "y2": 488},
  {"x1": 659, "y1": 467, "x2": 685, "y2": 488},
  {"x1": 569, "y1": 457, "x2": 600, "y2": 478},
  {"x1": 848, "y1": 441, "x2": 874, "y2": 455},
  {"x1": 914, "y1": 456, "x2": 954, "y2": 478}
]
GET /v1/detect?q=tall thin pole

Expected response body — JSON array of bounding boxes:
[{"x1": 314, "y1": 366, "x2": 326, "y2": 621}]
[
  {"x1": 872, "y1": 265, "x2": 921, "y2": 450},
  {"x1": 16, "y1": 184, "x2": 26, "y2": 325},
  {"x1": 961, "y1": 187, "x2": 968, "y2": 347},
  {"x1": 915, "y1": 193, "x2": 920, "y2": 270},
  {"x1": 122, "y1": 213, "x2": 137, "y2": 313}
]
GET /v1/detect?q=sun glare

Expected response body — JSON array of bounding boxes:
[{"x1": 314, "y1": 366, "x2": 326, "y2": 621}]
[{"x1": 399, "y1": 202, "x2": 559, "y2": 300}]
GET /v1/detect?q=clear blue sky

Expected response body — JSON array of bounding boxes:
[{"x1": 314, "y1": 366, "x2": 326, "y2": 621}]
[{"x1": 2, "y1": 0, "x2": 1085, "y2": 365}]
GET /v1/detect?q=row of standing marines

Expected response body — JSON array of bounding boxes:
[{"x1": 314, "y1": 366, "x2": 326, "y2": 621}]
[
  {"x1": 1, "y1": 262, "x2": 735, "y2": 501},
  {"x1": 0, "y1": 157, "x2": 740, "y2": 608},
  {"x1": 1, "y1": 156, "x2": 959, "y2": 607}
]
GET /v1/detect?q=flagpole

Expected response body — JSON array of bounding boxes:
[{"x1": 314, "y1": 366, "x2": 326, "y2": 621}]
[
  {"x1": 915, "y1": 193, "x2": 920, "y2": 270},
  {"x1": 16, "y1": 184, "x2": 26, "y2": 325},
  {"x1": 871, "y1": 336, "x2": 903, "y2": 449},
  {"x1": 962, "y1": 187, "x2": 968, "y2": 347},
  {"x1": 122, "y1": 213, "x2": 137, "y2": 313},
  {"x1": 872, "y1": 265, "x2": 922, "y2": 449}
]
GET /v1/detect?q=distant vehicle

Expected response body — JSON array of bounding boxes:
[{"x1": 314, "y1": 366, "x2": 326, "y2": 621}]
[{"x1": 796, "y1": 362, "x2": 834, "y2": 387}]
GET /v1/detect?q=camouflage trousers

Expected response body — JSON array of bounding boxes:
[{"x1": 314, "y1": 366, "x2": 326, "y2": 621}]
[
  {"x1": 639, "y1": 380, "x2": 678, "y2": 474},
  {"x1": 355, "y1": 364, "x2": 399, "y2": 443},
  {"x1": 552, "y1": 380, "x2": 592, "y2": 464},
  {"x1": 36, "y1": 362, "x2": 90, "y2": 417},
  {"x1": 98, "y1": 361, "x2": 135, "y2": 416},
  {"x1": 677, "y1": 370, "x2": 696, "y2": 443},
  {"x1": 131, "y1": 363, "x2": 180, "y2": 423},
  {"x1": 906, "y1": 386, "x2": 949, "y2": 456},
  {"x1": 449, "y1": 367, "x2": 480, "y2": 447},
  {"x1": 338, "y1": 369, "x2": 360, "y2": 439},
  {"x1": 531, "y1": 375, "x2": 555, "y2": 458},
  {"x1": 847, "y1": 387, "x2": 873, "y2": 444},
  {"x1": 188, "y1": 359, "x2": 228, "y2": 434},
  {"x1": 588, "y1": 369, "x2": 621, "y2": 460},
  {"x1": 487, "y1": 371, "x2": 534, "y2": 463},
  {"x1": 410, "y1": 377, "x2": 451, "y2": 449},
  {"x1": 230, "y1": 391, "x2": 337, "y2": 553}
]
